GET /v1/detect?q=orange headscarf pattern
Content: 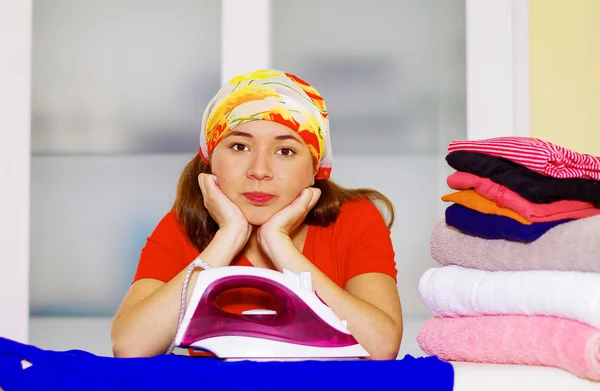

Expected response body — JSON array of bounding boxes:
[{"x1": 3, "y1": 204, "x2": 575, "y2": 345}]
[{"x1": 199, "y1": 69, "x2": 332, "y2": 179}]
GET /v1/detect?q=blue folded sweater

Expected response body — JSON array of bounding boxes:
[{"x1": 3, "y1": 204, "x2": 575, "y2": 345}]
[{"x1": 445, "y1": 203, "x2": 571, "y2": 242}]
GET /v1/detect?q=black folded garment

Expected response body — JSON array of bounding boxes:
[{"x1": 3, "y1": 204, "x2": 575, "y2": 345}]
[{"x1": 446, "y1": 151, "x2": 600, "y2": 206}]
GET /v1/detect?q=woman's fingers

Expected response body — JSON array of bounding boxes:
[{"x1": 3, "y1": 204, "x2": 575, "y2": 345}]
[
  {"x1": 297, "y1": 187, "x2": 320, "y2": 214},
  {"x1": 197, "y1": 173, "x2": 208, "y2": 196},
  {"x1": 199, "y1": 174, "x2": 221, "y2": 203},
  {"x1": 308, "y1": 188, "x2": 321, "y2": 209},
  {"x1": 198, "y1": 173, "x2": 224, "y2": 221},
  {"x1": 291, "y1": 187, "x2": 321, "y2": 229},
  {"x1": 198, "y1": 173, "x2": 248, "y2": 232}
]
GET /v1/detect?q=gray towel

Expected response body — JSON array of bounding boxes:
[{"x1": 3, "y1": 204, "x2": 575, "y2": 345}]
[{"x1": 430, "y1": 216, "x2": 600, "y2": 273}]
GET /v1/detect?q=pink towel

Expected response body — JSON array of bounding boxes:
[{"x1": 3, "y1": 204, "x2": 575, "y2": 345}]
[
  {"x1": 417, "y1": 315, "x2": 600, "y2": 381},
  {"x1": 448, "y1": 137, "x2": 600, "y2": 180},
  {"x1": 447, "y1": 171, "x2": 600, "y2": 222}
]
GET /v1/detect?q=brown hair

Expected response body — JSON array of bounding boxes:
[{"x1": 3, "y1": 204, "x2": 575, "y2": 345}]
[{"x1": 173, "y1": 154, "x2": 395, "y2": 252}]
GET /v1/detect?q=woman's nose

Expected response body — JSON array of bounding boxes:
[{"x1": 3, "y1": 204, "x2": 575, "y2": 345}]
[{"x1": 246, "y1": 152, "x2": 273, "y2": 180}]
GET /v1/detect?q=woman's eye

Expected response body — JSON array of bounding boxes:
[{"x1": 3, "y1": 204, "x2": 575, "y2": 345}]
[
  {"x1": 277, "y1": 148, "x2": 295, "y2": 156},
  {"x1": 231, "y1": 143, "x2": 248, "y2": 152}
]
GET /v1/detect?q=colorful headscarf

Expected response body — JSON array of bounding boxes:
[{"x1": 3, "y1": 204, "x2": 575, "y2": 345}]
[{"x1": 199, "y1": 69, "x2": 332, "y2": 179}]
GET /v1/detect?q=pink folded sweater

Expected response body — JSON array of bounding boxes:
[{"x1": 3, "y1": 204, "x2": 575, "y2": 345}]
[
  {"x1": 448, "y1": 137, "x2": 600, "y2": 180},
  {"x1": 417, "y1": 315, "x2": 600, "y2": 381},
  {"x1": 447, "y1": 171, "x2": 600, "y2": 222}
]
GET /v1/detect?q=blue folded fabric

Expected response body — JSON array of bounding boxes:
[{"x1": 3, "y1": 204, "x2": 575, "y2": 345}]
[
  {"x1": 0, "y1": 336, "x2": 454, "y2": 391},
  {"x1": 445, "y1": 203, "x2": 572, "y2": 242}
]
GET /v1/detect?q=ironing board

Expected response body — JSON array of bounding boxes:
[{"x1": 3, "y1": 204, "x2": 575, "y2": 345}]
[
  {"x1": 0, "y1": 336, "x2": 454, "y2": 391},
  {"x1": 451, "y1": 362, "x2": 599, "y2": 391}
]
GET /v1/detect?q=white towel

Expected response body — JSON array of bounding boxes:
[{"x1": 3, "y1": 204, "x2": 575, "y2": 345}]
[{"x1": 418, "y1": 265, "x2": 600, "y2": 328}]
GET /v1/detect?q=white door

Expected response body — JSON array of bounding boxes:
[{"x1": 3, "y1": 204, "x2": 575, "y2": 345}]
[{"x1": 0, "y1": 0, "x2": 32, "y2": 344}]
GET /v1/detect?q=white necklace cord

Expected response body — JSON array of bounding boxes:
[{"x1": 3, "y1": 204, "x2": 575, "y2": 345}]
[{"x1": 165, "y1": 256, "x2": 213, "y2": 355}]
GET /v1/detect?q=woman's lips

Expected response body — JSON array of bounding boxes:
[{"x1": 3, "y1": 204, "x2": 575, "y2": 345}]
[{"x1": 243, "y1": 192, "x2": 275, "y2": 205}]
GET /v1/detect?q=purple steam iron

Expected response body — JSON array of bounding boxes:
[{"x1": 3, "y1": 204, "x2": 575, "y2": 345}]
[{"x1": 170, "y1": 265, "x2": 369, "y2": 360}]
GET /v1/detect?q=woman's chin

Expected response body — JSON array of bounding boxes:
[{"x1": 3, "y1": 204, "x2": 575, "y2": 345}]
[{"x1": 242, "y1": 209, "x2": 275, "y2": 227}]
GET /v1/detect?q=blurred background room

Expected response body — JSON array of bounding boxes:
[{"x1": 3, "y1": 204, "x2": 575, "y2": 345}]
[
  {"x1": 2, "y1": 0, "x2": 599, "y2": 360},
  {"x1": 25, "y1": 0, "x2": 466, "y2": 358}
]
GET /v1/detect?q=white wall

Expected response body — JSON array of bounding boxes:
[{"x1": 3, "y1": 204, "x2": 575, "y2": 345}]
[
  {"x1": 31, "y1": 0, "x2": 222, "y2": 154},
  {"x1": 465, "y1": 0, "x2": 530, "y2": 139},
  {"x1": 0, "y1": 0, "x2": 31, "y2": 343},
  {"x1": 221, "y1": 0, "x2": 270, "y2": 84}
]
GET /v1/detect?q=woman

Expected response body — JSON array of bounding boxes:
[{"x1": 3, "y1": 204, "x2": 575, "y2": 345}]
[{"x1": 111, "y1": 69, "x2": 403, "y2": 360}]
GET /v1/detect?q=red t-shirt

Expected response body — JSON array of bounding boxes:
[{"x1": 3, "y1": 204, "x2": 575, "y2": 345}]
[{"x1": 132, "y1": 197, "x2": 397, "y2": 313}]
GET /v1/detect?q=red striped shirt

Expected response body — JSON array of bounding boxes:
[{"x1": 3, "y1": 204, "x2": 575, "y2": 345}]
[{"x1": 448, "y1": 137, "x2": 600, "y2": 181}]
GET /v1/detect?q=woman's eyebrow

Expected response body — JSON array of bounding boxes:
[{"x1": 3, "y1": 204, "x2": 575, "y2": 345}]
[
  {"x1": 224, "y1": 130, "x2": 302, "y2": 144},
  {"x1": 223, "y1": 130, "x2": 253, "y2": 139},
  {"x1": 275, "y1": 134, "x2": 302, "y2": 144}
]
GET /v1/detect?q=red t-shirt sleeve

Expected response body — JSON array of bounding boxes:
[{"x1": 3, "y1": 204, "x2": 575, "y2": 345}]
[
  {"x1": 132, "y1": 210, "x2": 199, "y2": 284},
  {"x1": 338, "y1": 198, "x2": 398, "y2": 284}
]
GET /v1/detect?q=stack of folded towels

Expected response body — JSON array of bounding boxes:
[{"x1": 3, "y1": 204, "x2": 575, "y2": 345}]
[{"x1": 416, "y1": 136, "x2": 600, "y2": 381}]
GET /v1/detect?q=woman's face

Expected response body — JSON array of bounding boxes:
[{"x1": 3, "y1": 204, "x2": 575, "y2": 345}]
[{"x1": 210, "y1": 120, "x2": 315, "y2": 226}]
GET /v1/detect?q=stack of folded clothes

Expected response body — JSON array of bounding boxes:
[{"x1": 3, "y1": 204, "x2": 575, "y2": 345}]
[{"x1": 416, "y1": 136, "x2": 600, "y2": 382}]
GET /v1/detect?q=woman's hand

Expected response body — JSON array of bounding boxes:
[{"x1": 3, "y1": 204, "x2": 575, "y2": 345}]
[
  {"x1": 257, "y1": 187, "x2": 320, "y2": 260},
  {"x1": 198, "y1": 173, "x2": 251, "y2": 254}
]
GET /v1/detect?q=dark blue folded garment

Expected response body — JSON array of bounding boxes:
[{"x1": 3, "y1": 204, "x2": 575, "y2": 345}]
[
  {"x1": 445, "y1": 203, "x2": 572, "y2": 242},
  {"x1": 0, "y1": 336, "x2": 454, "y2": 391}
]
